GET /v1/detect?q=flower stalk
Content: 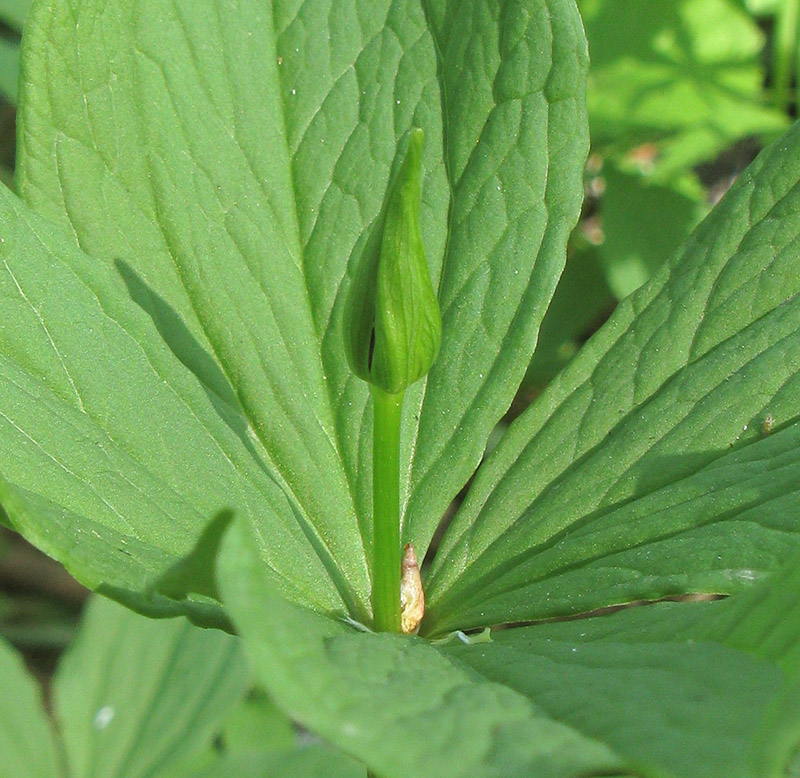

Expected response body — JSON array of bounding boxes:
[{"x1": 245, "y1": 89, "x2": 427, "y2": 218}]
[
  {"x1": 344, "y1": 128, "x2": 441, "y2": 632},
  {"x1": 370, "y1": 386, "x2": 403, "y2": 632}
]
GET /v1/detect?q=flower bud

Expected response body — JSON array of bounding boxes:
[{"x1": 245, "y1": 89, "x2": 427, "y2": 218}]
[{"x1": 345, "y1": 128, "x2": 441, "y2": 394}]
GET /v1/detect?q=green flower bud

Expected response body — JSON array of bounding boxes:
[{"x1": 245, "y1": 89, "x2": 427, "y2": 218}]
[{"x1": 344, "y1": 128, "x2": 441, "y2": 394}]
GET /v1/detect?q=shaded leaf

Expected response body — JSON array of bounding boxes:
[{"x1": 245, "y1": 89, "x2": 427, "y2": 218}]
[
  {"x1": 582, "y1": 0, "x2": 786, "y2": 173},
  {"x1": 0, "y1": 635, "x2": 61, "y2": 778},
  {"x1": 0, "y1": 0, "x2": 31, "y2": 31},
  {"x1": 192, "y1": 745, "x2": 365, "y2": 778},
  {"x1": 598, "y1": 165, "x2": 706, "y2": 298},
  {"x1": 54, "y1": 595, "x2": 248, "y2": 778}
]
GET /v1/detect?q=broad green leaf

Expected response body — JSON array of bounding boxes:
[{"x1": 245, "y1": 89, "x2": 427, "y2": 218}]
[
  {"x1": 0, "y1": 635, "x2": 62, "y2": 777},
  {"x1": 582, "y1": 0, "x2": 786, "y2": 174},
  {"x1": 54, "y1": 595, "x2": 249, "y2": 778},
  {"x1": 401, "y1": 0, "x2": 589, "y2": 556},
  {"x1": 0, "y1": 182, "x2": 342, "y2": 619},
  {"x1": 445, "y1": 551, "x2": 800, "y2": 778},
  {"x1": 218, "y1": 517, "x2": 626, "y2": 778},
  {"x1": 15, "y1": 0, "x2": 589, "y2": 613},
  {"x1": 426, "y1": 116, "x2": 800, "y2": 633}
]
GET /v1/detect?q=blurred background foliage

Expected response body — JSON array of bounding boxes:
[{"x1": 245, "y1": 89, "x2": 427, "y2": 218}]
[
  {"x1": 0, "y1": 0, "x2": 799, "y2": 756},
  {"x1": 526, "y1": 0, "x2": 794, "y2": 388}
]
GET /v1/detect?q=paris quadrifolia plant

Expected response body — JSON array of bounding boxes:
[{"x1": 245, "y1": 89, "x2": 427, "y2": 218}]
[
  {"x1": 344, "y1": 127, "x2": 441, "y2": 634},
  {"x1": 2, "y1": 1, "x2": 800, "y2": 777}
]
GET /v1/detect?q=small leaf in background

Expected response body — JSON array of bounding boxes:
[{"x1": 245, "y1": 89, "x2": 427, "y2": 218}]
[
  {"x1": 523, "y1": 244, "x2": 614, "y2": 388},
  {"x1": 0, "y1": 0, "x2": 32, "y2": 33},
  {"x1": 191, "y1": 746, "x2": 365, "y2": 778},
  {"x1": 217, "y1": 688, "x2": 295, "y2": 754},
  {"x1": 53, "y1": 596, "x2": 248, "y2": 778},
  {"x1": 0, "y1": 0, "x2": 31, "y2": 103},
  {"x1": 0, "y1": 635, "x2": 61, "y2": 778},
  {"x1": 0, "y1": 594, "x2": 253, "y2": 778}
]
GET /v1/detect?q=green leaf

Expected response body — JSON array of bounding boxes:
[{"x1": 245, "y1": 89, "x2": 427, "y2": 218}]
[
  {"x1": 523, "y1": 245, "x2": 614, "y2": 387},
  {"x1": 0, "y1": 635, "x2": 62, "y2": 778},
  {"x1": 426, "y1": 116, "x2": 800, "y2": 633},
  {"x1": 53, "y1": 595, "x2": 249, "y2": 778},
  {"x1": 0, "y1": 182, "x2": 341, "y2": 620},
  {"x1": 0, "y1": 0, "x2": 29, "y2": 102},
  {"x1": 152, "y1": 686, "x2": 297, "y2": 778},
  {"x1": 582, "y1": 0, "x2": 787, "y2": 173},
  {"x1": 0, "y1": 594, "x2": 250, "y2": 778},
  {"x1": 151, "y1": 511, "x2": 234, "y2": 603},
  {"x1": 14, "y1": 0, "x2": 589, "y2": 612},
  {"x1": 217, "y1": 688, "x2": 295, "y2": 755},
  {"x1": 444, "y1": 551, "x2": 800, "y2": 778},
  {"x1": 218, "y1": 517, "x2": 626, "y2": 778},
  {"x1": 401, "y1": 0, "x2": 589, "y2": 555}
]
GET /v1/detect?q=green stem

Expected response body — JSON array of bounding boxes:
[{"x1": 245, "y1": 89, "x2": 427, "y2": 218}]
[
  {"x1": 371, "y1": 385, "x2": 403, "y2": 632},
  {"x1": 773, "y1": 0, "x2": 800, "y2": 112}
]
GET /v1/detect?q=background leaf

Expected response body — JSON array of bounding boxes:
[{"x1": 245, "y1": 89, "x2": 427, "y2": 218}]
[
  {"x1": 0, "y1": 634, "x2": 62, "y2": 777},
  {"x1": 597, "y1": 164, "x2": 705, "y2": 299},
  {"x1": 53, "y1": 595, "x2": 248, "y2": 778},
  {"x1": 0, "y1": 0, "x2": 31, "y2": 102},
  {"x1": 581, "y1": 0, "x2": 786, "y2": 174},
  {"x1": 0, "y1": 594, "x2": 254, "y2": 778},
  {"x1": 426, "y1": 113, "x2": 800, "y2": 633},
  {"x1": 0, "y1": 0, "x2": 31, "y2": 32},
  {"x1": 192, "y1": 747, "x2": 365, "y2": 778}
]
